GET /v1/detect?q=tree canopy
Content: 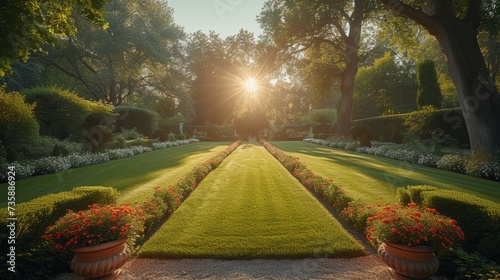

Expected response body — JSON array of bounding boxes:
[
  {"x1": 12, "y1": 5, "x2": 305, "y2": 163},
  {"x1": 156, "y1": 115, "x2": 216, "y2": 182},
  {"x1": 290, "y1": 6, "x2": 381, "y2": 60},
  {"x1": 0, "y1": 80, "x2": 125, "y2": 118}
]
[{"x1": 0, "y1": 0, "x2": 109, "y2": 76}]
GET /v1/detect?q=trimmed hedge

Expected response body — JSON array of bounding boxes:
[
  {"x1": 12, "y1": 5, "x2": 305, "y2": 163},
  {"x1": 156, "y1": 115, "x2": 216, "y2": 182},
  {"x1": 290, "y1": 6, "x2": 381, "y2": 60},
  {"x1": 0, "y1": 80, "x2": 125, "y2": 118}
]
[
  {"x1": 0, "y1": 186, "x2": 118, "y2": 279},
  {"x1": 352, "y1": 108, "x2": 469, "y2": 147},
  {"x1": 397, "y1": 185, "x2": 500, "y2": 262}
]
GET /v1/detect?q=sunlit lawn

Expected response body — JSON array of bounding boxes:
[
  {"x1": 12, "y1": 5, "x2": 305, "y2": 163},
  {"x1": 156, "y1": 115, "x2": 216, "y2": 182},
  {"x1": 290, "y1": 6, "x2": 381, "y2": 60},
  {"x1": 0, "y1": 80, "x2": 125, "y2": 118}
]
[
  {"x1": 0, "y1": 142, "x2": 231, "y2": 207},
  {"x1": 272, "y1": 141, "x2": 500, "y2": 204},
  {"x1": 139, "y1": 144, "x2": 365, "y2": 259}
]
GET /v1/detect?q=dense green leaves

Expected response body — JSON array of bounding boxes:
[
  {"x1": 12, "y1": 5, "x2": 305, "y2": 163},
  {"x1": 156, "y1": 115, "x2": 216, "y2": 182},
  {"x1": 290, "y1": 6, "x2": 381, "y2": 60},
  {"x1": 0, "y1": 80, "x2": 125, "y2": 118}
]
[
  {"x1": 416, "y1": 59, "x2": 442, "y2": 109},
  {"x1": 0, "y1": 87, "x2": 39, "y2": 149},
  {"x1": 0, "y1": 0, "x2": 109, "y2": 76},
  {"x1": 22, "y1": 87, "x2": 114, "y2": 140}
]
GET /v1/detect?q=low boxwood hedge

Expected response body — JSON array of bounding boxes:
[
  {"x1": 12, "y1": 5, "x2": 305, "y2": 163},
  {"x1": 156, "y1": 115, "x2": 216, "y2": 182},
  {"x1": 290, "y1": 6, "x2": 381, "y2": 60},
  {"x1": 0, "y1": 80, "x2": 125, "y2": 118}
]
[
  {"x1": 0, "y1": 186, "x2": 118, "y2": 279},
  {"x1": 397, "y1": 185, "x2": 500, "y2": 262}
]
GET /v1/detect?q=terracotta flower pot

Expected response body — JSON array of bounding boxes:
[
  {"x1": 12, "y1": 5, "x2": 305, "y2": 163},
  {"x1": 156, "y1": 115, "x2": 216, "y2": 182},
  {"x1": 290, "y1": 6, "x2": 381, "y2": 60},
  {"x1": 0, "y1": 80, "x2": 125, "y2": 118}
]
[
  {"x1": 71, "y1": 238, "x2": 131, "y2": 280},
  {"x1": 378, "y1": 242, "x2": 439, "y2": 280}
]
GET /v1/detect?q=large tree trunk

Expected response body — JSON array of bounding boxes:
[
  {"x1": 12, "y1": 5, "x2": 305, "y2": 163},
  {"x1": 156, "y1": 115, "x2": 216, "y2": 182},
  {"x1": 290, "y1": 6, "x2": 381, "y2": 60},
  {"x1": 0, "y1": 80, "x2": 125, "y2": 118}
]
[
  {"x1": 336, "y1": 55, "x2": 358, "y2": 138},
  {"x1": 378, "y1": 0, "x2": 500, "y2": 154},
  {"x1": 335, "y1": 1, "x2": 363, "y2": 138},
  {"x1": 434, "y1": 20, "x2": 500, "y2": 153}
]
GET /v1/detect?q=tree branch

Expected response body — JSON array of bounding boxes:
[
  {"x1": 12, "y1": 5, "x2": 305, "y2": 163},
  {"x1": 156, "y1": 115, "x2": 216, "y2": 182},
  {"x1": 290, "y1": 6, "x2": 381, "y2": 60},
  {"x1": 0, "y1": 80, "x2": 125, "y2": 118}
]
[{"x1": 378, "y1": 0, "x2": 439, "y2": 34}]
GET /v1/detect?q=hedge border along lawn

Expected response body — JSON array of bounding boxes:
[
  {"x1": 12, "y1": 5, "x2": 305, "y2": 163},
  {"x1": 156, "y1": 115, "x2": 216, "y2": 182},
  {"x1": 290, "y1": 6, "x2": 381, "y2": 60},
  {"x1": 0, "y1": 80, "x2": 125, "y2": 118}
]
[
  {"x1": 0, "y1": 142, "x2": 232, "y2": 207},
  {"x1": 271, "y1": 141, "x2": 500, "y2": 204},
  {"x1": 139, "y1": 144, "x2": 365, "y2": 259}
]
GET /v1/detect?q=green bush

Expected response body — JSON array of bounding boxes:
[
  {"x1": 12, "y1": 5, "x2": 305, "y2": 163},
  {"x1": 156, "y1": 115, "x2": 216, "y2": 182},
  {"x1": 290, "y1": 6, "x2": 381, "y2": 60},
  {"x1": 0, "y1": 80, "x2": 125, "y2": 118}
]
[
  {"x1": 5, "y1": 146, "x2": 19, "y2": 162},
  {"x1": 151, "y1": 129, "x2": 168, "y2": 142},
  {"x1": 396, "y1": 185, "x2": 439, "y2": 205},
  {"x1": 352, "y1": 108, "x2": 469, "y2": 147},
  {"x1": 0, "y1": 186, "x2": 118, "y2": 279},
  {"x1": 168, "y1": 132, "x2": 176, "y2": 142},
  {"x1": 419, "y1": 190, "x2": 500, "y2": 262},
  {"x1": 19, "y1": 136, "x2": 83, "y2": 159},
  {"x1": 439, "y1": 248, "x2": 500, "y2": 280},
  {"x1": 417, "y1": 60, "x2": 442, "y2": 109},
  {"x1": 360, "y1": 134, "x2": 372, "y2": 147},
  {"x1": 0, "y1": 89, "x2": 39, "y2": 150},
  {"x1": 114, "y1": 104, "x2": 158, "y2": 137},
  {"x1": 85, "y1": 125, "x2": 113, "y2": 152},
  {"x1": 350, "y1": 125, "x2": 373, "y2": 140},
  {"x1": 22, "y1": 87, "x2": 114, "y2": 141}
]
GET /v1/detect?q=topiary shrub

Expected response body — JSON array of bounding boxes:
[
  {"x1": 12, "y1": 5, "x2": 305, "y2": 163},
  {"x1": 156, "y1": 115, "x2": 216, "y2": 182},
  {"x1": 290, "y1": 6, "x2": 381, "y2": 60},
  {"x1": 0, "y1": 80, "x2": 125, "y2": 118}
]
[
  {"x1": 168, "y1": 133, "x2": 176, "y2": 142},
  {"x1": 360, "y1": 134, "x2": 372, "y2": 147},
  {"x1": 350, "y1": 125, "x2": 373, "y2": 141},
  {"x1": 85, "y1": 125, "x2": 113, "y2": 152},
  {"x1": 420, "y1": 190, "x2": 500, "y2": 262},
  {"x1": 151, "y1": 129, "x2": 168, "y2": 142},
  {"x1": 114, "y1": 104, "x2": 158, "y2": 137},
  {"x1": 51, "y1": 143, "x2": 62, "y2": 156},
  {"x1": 6, "y1": 146, "x2": 20, "y2": 162}
]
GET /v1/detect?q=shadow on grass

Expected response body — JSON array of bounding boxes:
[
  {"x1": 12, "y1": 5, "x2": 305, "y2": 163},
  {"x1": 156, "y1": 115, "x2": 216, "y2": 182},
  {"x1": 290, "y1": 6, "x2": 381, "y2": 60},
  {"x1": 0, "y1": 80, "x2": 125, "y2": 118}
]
[
  {"x1": 273, "y1": 141, "x2": 500, "y2": 203},
  {"x1": 0, "y1": 143, "x2": 230, "y2": 206}
]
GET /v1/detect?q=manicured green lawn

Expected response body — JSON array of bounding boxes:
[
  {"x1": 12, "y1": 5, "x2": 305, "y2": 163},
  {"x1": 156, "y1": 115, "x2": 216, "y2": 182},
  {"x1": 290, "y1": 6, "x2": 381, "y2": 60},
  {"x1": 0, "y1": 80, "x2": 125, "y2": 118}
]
[
  {"x1": 0, "y1": 143, "x2": 230, "y2": 207},
  {"x1": 139, "y1": 144, "x2": 366, "y2": 259},
  {"x1": 272, "y1": 141, "x2": 500, "y2": 204}
]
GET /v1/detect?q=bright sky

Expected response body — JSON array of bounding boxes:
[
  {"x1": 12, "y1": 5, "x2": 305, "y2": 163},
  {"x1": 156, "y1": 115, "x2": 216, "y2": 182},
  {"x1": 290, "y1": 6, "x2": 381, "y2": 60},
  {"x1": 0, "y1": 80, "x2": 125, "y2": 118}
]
[{"x1": 168, "y1": 0, "x2": 266, "y2": 38}]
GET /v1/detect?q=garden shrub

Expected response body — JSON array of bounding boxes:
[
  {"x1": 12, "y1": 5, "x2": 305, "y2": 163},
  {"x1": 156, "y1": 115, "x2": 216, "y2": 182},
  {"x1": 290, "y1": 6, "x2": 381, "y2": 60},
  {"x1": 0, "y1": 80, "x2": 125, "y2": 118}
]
[
  {"x1": 416, "y1": 60, "x2": 442, "y2": 109},
  {"x1": 0, "y1": 89, "x2": 39, "y2": 150},
  {"x1": 22, "y1": 87, "x2": 113, "y2": 141},
  {"x1": 168, "y1": 132, "x2": 176, "y2": 141},
  {"x1": 114, "y1": 104, "x2": 158, "y2": 137},
  {"x1": 350, "y1": 125, "x2": 373, "y2": 140},
  {"x1": 420, "y1": 190, "x2": 500, "y2": 262},
  {"x1": 436, "y1": 154, "x2": 467, "y2": 174},
  {"x1": 5, "y1": 146, "x2": 19, "y2": 162},
  {"x1": 0, "y1": 186, "x2": 117, "y2": 279},
  {"x1": 360, "y1": 134, "x2": 372, "y2": 147},
  {"x1": 151, "y1": 129, "x2": 168, "y2": 142},
  {"x1": 51, "y1": 144, "x2": 62, "y2": 156},
  {"x1": 86, "y1": 125, "x2": 113, "y2": 152},
  {"x1": 353, "y1": 108, "x2": 468, "y2": 147},
  {"x1": 19, "y1": 136, "x2": 83, "y2": 159},
  {"x1": 439, "y1": 248, "x2": 500, "y2": 280},
  {"x1": 396, "y1": 185, "x2": 439, "y2": 205}
]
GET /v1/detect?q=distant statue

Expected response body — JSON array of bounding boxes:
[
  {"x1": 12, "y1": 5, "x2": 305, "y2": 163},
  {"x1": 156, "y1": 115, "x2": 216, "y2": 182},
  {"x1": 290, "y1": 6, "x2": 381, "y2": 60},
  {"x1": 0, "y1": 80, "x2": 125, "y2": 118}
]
[
  {"x1": 308, "y1": 126, "x2": 313, "y2": 138},
  {"x1": 179, "y1": 123, "x2": 184, "y2": 134}
]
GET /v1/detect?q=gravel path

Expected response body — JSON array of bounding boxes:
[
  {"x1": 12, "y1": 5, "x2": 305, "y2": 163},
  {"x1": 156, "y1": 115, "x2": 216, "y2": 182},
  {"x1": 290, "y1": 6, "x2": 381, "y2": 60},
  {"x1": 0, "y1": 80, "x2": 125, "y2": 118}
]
[{"x1": 56, "y1": 255, "x2": 393, "y2": 280}]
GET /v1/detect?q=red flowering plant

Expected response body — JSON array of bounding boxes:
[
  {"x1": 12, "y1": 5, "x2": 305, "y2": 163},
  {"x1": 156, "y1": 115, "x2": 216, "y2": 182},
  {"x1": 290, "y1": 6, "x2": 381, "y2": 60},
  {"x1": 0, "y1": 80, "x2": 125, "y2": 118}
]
[
  {"x1": 365, "y1": 203, "x2": 464, "y2": 251},
  {"x1": 42, "y1": 204, "x2": 146, "y2": 250}
]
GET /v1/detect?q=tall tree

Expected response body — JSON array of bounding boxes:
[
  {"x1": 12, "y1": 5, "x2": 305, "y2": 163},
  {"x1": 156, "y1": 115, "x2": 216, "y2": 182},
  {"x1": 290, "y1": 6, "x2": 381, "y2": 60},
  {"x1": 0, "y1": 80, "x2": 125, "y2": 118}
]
[
  {"x1": 38, "y1": 0, "x2": 188, "y2": 108},
  {"x1": 259, "y1": 0, "x2": 376, "y2": 137},
  {"x1": 188, "y1": 30, "x2": 260, "y2": 125},
  {"x1": 378, "y1": 0, "x2": 500, "y2": 153},
  {"x1": 0, "y1": 0, "x2": 108, "y2": 76},
  {"x1": 354, "y1": 52, "x2": 417, "y2": 118},
  {"x1": 416, "y1": 59, "x2": 442, "y2": 109}
]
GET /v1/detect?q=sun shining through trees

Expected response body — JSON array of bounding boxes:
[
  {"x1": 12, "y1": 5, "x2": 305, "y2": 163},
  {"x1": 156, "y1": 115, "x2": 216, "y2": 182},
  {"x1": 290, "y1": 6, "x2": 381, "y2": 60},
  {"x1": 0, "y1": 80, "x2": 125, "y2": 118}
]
[{"x1": 244, "y1": 78, "x2": 258, "y2": 93}]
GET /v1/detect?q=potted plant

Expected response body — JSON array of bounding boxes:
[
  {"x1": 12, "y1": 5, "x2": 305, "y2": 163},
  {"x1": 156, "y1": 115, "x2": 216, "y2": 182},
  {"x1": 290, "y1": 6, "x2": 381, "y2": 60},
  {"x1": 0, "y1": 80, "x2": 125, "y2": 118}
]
[
  {"x1": 43, "y1": 204, "x2": 146, "y2": 279},
  {"x1": 365, "y1": 203, "x2": 464, "y2": 280}
]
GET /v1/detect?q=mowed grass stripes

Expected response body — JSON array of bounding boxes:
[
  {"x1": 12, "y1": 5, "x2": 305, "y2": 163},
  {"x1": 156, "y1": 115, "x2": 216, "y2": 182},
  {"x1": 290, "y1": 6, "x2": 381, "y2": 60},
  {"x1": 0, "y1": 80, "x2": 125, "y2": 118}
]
[{"x1": 138, "y1": 144, "x2": 365, "y2": 259}]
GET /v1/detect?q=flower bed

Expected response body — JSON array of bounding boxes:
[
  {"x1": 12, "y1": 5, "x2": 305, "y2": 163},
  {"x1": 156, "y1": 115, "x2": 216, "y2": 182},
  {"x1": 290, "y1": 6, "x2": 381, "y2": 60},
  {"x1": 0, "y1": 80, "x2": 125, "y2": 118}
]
[
  {"x1": 261, "y1": 140, "x2": 353, "y2": 212},
  {"x1": 304, "y1": 138, "x2": 500, "y2": 181},
  {"x1": 0, "y1": 139, "x2": 200, "y2": 182}
]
